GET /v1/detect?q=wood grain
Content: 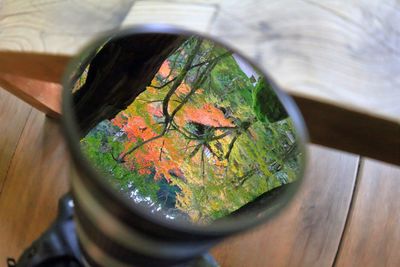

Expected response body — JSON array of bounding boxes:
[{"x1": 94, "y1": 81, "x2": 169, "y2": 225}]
[
  {"x1": 0, "y1": 74, "x2": 61, "y2": 118},
  {"x1": 0, "y1": 108, "x2": 70, "y2": 261},
  {"x1": 211, "y1": 0, "x2": 400, "y2": 123},
  {"x1": 121, "y1": 1, "x2": 218, "y2": 32},
  {"x1": 0, "y1": 89, "x2": 31, "y2": 193},
  {"x1": 335, "y1": 159, "x2": 400, "y2": 267},
  {"x1": 0, "y1": 0, "x2": 218, "y2": 81},
  {"x1": 0, "y1": 0, "x2": 135, "y2": 82},
  {"x1": 0, "y1": 0, "x2": 135, "y2": 54},
  {"x1": 212, "y1": 145, "x2": 359, "y2": 267}
]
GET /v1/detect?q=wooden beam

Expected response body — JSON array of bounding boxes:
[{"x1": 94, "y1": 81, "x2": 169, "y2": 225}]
[
  {"x1": 294, "y1": 96, "x2": 400, "y2": 166},
  {"x1": 0, "y1": 74, "x2": 61, "y2": 118},
  {"x1": 121, "y1": 1, "x2": 218, "y2": 32},
  {"x1": 0, "y1": 0, "x2": 135, "y2": 54},
  {"x1": 0, "y1": 52, "x2": 70, "y2": 83}
]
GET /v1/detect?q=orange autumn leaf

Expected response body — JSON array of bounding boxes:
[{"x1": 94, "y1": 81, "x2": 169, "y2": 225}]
[
  {"x1": 125, "y1": 136, "x2": 184, "y2": 182},
  {"x1": 177, "y1": 83, "x2": 190, "y2": 95},
  {"x1": 196, "y1": 88, "x2": 204, "y2": 94},
  {"x1": 146, "y1": 85, "x2": 158, "y2": 94},
  {"x1": 112, "y1": 112, "x2": 127, "y2": 128},
  {"x1": 123, "y1": 115, "x2": 158, "y2": 141},
  {"x1": 158, "y1": 60, "x2": 171, "y2": 79},
  {"x1": 183, "y1": 103, "x2": 234, "y2": 127},
  {"x1": 147, "y1": 103, "x2": 163, "y2": 118}
]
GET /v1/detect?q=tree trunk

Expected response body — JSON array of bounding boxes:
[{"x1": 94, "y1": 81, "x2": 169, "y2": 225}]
[{"x1": 73, "y1": 33, "x2": 186, "y2": 136}]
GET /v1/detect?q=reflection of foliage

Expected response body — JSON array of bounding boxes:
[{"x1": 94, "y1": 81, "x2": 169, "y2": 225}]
[
  {"x1": 81, "y1": 36, "x2": 301, "y2": 224},
  {"x1": 253, "y1": 78, "x2": 288, "y2": 123},
  {"x1": 81, "y1": 121, "x2": 160, "y2": 201}
]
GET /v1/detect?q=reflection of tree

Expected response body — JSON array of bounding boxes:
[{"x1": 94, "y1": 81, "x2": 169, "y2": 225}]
[
  {"x1": 73, "y1": 33, "x2": 186, "y2": 136},
  {"x1": 80, "y1": 35, "x2": 300, "y2": 223}
]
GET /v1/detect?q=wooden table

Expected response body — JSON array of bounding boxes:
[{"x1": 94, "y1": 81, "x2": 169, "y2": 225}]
[{"x1": 0, "y1": 1, "x2": 399, "y2": 266}]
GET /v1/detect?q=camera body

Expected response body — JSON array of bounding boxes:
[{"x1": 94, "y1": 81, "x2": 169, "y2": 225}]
[
  {"x1": 9, "y1": 195, "x2": 218, "y2": 267},
  {"x1": 9, "y1": 195, "x2": 82, "y2": 267}
]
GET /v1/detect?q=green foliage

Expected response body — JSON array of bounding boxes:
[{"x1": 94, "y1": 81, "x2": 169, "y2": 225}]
[
  {"x1": 81, "y1": 121, "x2": 160, "y2": 201},
  {"x1": 252, "y1": 78, "x2": 288, "y2": 123}
]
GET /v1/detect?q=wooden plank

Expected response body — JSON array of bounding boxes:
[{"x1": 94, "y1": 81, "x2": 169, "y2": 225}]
[
  {"x1": 0, "y1": 0, "x2": 218, "y2": 81},
  {"x1": 0, "y1": 0, "x2": 135, "y2": 54},
  {"x1": 121, "y1": 1, "x2": 218, "y2": 32},
  {"x1": 0, "y1": 74, "x2": 61, "y2": 118},
  {"x1": 212, "y1": 145, "x2": 359, "y2": 267},
  {"x1": 0, "y1": 89, "x2": 31, "y2": 193},
  {"x1": 0, "y1": 110, "x2": 70, "y2": 260},
  {"x1": 335, "y1": 159, "x2": 400, "y2": 267},
  {"x1": 0, "y1": 52, "x2": 70, "y2": 83},
  {"x1": 0, "y1": 0, "x2": 135, "y2": 82},
  {"x1": 211, "y1": 0, "x2": 400, "y2": 123},
  {"x1": 294, "y1": 96, "x2": 400, "y2": 166}
]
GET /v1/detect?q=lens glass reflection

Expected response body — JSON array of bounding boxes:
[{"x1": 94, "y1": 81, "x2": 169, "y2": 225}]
[{"x1": 72, "y1": 33, "x2": 302, "y2": 225}]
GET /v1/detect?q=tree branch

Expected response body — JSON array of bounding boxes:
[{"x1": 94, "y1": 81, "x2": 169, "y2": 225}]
[
  {"x1": 159, "y1": 140, "x2": 165, "y2": 161},
  {"x1": 162, "y1": 39, "x2": 203, "y2": 125},
  {"x1": 150, "y1": 76, "x2": 177, "y2": 89},
  {"x1": 234, "y1": 168, "x2": 257, "y2": 188},
  {"x1": 201, "y1": 145, "x2": 206, "y2": 182},
  {"x1": 225, "y1": 135, "x2": 238, "y2": 160},
  {"x1": 116, "y1": 40, "x2": 232, "y2": 164},
  {"x1": 117, "y1": 133, "x2": 164, "y2": 162}
]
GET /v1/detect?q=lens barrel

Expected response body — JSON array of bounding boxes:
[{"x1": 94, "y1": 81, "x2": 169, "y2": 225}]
[
  {"x1": 72, "y1": 168, "x2": 220, "y2": 267},
  {"x1": 62, "y1": 25, "x2": 308, "y2": 267}
]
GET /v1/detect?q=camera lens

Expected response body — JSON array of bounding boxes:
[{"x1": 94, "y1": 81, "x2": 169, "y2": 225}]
[{"x1": 62, "y1": 25, "x2": 307, "y2": 267}]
